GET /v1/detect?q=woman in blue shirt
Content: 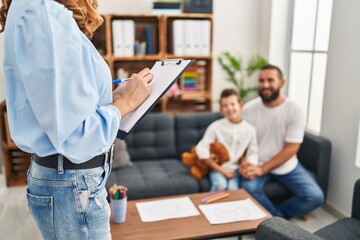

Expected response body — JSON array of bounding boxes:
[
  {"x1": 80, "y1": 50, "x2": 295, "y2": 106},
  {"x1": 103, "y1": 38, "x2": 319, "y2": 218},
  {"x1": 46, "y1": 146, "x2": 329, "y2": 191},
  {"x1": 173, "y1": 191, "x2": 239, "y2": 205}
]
[{"x1": 0, "y1": 0, "x2": 152, "y2": 239}]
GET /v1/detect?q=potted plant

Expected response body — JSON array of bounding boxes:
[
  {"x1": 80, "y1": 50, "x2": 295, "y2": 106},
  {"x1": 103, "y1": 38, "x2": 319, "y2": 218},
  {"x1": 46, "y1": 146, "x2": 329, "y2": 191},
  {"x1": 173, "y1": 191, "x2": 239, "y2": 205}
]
[{"x1": 217, "y1": 52, "x2": 268, "y2": 101}]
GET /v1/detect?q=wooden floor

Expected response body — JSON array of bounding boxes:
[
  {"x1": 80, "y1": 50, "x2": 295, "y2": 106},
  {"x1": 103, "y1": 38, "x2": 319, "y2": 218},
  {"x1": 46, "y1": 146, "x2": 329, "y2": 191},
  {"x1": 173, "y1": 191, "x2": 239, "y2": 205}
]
[{"x1": 0, "y1": 173, "x2": 341, "y2": 240}]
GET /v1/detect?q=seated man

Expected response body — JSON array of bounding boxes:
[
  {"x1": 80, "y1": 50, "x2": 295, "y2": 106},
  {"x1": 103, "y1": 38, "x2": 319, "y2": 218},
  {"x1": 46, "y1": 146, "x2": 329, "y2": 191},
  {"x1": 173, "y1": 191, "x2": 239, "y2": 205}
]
[{"x1": 240, "y1": 64, "x2": 324, "y2": 219}]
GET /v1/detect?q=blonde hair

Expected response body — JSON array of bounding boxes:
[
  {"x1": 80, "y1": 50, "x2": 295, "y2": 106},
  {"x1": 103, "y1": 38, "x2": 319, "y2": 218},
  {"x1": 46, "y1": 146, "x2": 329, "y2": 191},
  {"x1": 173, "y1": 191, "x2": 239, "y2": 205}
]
[{"x1": 0, "y1": 0, "x2": 103, "y2": 39}]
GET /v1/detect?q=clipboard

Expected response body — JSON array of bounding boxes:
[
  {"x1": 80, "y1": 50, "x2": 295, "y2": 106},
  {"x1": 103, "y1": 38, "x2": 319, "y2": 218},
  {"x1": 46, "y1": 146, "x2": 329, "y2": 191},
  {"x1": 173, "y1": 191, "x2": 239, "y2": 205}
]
[{"x1": 117, "y1": 59, "x2": 194, "y2": 139}]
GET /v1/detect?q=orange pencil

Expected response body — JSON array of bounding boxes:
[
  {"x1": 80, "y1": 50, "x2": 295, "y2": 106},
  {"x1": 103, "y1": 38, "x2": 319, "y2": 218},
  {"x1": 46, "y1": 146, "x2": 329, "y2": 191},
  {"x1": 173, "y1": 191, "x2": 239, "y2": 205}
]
[{"x1": 206, "y1": 193, "x2": 230, "y2": 203}]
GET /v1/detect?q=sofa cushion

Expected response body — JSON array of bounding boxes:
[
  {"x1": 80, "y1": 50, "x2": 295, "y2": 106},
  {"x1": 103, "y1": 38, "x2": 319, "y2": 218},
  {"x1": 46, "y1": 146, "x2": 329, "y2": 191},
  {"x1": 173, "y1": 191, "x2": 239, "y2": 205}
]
[
  {"x1": 175, "y1": 112, "x2": 222, "y2": 158},
  {"x1": 314, "y1": 218, "x2": 360, "y2": 239},
  {"x1": 107, "y1": 159, "x2": 200, "y2": 200},
  {"x1": 198, "y1": 177, "x2": 211, "y2": 192},
  {"x1": 112, "y1": 138, "x2": 132, "y2": 169},
  {"x1": 121, "y1": 113, "x2": 177, "y2": 161}
]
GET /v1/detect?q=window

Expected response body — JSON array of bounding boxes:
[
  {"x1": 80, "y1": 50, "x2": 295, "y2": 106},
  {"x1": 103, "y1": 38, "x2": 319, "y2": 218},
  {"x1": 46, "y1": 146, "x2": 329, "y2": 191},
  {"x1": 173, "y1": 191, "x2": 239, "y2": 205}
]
[{"x1": 288, "y1": 0, "x2": 333, "y2": 135}]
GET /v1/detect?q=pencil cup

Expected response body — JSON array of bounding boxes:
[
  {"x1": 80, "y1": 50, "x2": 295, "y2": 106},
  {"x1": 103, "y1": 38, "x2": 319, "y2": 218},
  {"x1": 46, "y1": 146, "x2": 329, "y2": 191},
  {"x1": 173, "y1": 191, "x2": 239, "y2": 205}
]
[{"x1": 111, "y1": 197, "x2": 127, "y2": 224}]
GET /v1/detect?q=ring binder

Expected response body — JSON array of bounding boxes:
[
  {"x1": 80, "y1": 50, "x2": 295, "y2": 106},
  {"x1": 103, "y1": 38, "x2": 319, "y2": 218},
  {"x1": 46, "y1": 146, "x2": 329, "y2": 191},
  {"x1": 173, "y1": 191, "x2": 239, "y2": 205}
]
[{"x1": 161, "y1": 59, "x2": 182, "y2": 66}]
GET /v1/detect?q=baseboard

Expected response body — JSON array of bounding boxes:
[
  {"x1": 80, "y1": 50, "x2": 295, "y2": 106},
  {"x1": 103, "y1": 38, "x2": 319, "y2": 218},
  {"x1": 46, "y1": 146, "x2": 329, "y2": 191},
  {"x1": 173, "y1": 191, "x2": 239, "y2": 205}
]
[{"x1": 322, "y1": 203, "x2": 347, "y2": 219}]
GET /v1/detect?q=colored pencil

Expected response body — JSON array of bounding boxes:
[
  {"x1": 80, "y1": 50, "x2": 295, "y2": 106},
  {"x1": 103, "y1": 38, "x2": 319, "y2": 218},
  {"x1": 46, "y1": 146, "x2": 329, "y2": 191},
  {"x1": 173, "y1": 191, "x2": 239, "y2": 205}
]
[
  {"x1": 206, "y1": 193, "x2": 230, "y2": 203},
  {"x1": 201, "y1": 191, "x2": 225, "y2": 203},
  {"x1": 109, "y1": 184, "x2": 128, "y2": 200}
]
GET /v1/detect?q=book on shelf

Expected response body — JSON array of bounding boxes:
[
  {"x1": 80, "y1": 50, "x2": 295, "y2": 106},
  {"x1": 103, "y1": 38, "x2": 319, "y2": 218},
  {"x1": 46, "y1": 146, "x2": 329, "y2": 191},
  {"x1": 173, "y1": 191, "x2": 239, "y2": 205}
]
[
  {"x1": 184, "y1": 20, "x2": 196, "y2": 55},
  {"x1": 173, "y1": 20, "x2": 185, "y2": 55},
  {"x1": 123, "y1": 20, "x2": 135, "y2": 56},
  {"x1": 153, "y1": 1, "x2": 182, "y2": 14},
  {"x1": 145, "y1": 26, "x2": 154, "y2": 54},
  {"x1": 153, "y1": 2, "x2": 181, "y2": 9},
  {"x1": 197, "y1": 20, "x2": 211, "y2": 55}
]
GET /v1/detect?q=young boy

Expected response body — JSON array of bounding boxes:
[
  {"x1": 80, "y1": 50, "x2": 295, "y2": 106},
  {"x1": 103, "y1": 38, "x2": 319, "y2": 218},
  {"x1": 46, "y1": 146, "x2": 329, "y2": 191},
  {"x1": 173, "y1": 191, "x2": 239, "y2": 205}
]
[{"x1": 195, "y1": 88, "x2": 259, "y2": 191}]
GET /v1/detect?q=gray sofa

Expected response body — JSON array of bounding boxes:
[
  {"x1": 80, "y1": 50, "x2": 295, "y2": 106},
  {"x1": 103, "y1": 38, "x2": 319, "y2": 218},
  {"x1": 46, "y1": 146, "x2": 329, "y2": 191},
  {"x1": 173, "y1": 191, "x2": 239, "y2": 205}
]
[
  {"x1": 255, "y1": 179, "x2": 360, "y2": 240},
  {"x1": 106, "y1": 112, "x2": 331, "y2": 202}
]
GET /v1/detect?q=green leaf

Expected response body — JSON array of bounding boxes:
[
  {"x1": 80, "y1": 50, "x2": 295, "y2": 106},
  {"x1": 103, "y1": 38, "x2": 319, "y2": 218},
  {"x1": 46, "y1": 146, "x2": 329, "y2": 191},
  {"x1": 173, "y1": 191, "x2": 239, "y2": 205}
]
[
  {"x1": 217, "y1": 52, "x2": 267, "y2": 101},
  {"x1": 223, "y1": 52, "x2": 242, "y2": 71},
  {"x1": 218, "y1": 56, "x2": 238, "y2": 85},
  {"x1": 246, "y1": 55, "x2": 268, "y2": 77}
]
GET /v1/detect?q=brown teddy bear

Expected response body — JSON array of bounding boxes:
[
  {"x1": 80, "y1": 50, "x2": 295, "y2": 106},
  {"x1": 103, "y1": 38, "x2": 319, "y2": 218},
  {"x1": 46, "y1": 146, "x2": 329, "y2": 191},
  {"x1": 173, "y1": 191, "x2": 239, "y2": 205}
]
[{"x1": 182, "y1": 142, "x2": 230, "y2": 180}]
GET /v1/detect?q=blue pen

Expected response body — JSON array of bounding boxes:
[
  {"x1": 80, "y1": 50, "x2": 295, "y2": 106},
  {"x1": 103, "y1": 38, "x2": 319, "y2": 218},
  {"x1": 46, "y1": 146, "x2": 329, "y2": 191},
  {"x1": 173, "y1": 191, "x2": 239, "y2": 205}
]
[{"x1": 112, "y1": 78, "x2": 132, "y2": 84}]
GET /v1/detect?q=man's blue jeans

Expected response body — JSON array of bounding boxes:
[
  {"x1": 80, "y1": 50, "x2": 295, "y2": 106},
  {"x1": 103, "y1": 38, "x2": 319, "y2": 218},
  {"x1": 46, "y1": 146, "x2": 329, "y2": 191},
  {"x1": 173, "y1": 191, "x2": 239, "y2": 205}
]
[
  {"x1": 241, "y1": 162, "x2": 324, "y2": 218},
  {"x1": 27, "y1": 157, "x2": 111, "y2": 240}
]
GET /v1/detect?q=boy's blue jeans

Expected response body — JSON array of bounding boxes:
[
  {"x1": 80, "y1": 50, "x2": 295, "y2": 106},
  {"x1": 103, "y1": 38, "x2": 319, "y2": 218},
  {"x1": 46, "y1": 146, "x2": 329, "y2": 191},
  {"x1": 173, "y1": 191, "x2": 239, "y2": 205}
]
[
  {"x1": 27, "y1": 157, "x2": 111, "y2": 240},
  {"x1": 209, "y1": 170, "x2": 240, "y2": 192},
  {"x1": 241, "y1": 162, "x2": 324, "y2": 218}
]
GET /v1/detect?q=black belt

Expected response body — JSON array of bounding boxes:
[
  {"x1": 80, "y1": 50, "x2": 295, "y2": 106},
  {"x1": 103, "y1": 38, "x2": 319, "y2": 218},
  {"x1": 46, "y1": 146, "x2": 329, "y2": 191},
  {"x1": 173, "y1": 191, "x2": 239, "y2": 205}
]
[{"x1": 33, "y1": 145, "x2": 114, "y2": 170}]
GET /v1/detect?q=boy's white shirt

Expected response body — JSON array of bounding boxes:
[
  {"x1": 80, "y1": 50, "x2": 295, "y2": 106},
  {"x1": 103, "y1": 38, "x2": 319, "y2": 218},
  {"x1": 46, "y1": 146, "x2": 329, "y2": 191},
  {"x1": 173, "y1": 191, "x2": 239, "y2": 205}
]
[{"x1": 195, "y1": 118, "x2": 259, "y2": 170}]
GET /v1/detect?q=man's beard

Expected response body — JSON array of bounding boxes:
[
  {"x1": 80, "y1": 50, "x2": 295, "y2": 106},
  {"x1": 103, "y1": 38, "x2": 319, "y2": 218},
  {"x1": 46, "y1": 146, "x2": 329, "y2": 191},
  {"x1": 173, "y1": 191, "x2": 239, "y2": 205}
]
[{"x1": 259, "y1": 88, "x2": 280, "y2": 103}]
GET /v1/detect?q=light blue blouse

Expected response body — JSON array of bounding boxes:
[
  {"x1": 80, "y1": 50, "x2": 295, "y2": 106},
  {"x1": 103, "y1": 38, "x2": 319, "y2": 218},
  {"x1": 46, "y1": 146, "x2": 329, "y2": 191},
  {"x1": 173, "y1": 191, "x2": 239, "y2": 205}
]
[{"x1": 3, "y1": 0, "x2": 121, "y2": 163}]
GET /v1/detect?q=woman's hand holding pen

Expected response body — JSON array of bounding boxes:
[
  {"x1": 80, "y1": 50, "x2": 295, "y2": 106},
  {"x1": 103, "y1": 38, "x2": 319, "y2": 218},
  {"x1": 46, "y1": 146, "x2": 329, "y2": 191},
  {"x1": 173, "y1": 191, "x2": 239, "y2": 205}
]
[
  {"x1": 112, "y1": 68, "x2": 153, "y2": 117},
  {"x1": 112, "y1": 84, "x2": 126, "y2": 102}
]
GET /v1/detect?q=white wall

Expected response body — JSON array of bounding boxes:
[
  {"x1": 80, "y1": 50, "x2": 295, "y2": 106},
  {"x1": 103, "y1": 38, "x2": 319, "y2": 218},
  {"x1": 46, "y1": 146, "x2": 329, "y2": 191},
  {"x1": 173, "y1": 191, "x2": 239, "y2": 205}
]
[
  {"x1": 268, "y1": 0, "x2": 292, "y2": 81},
  {"x1": 212, "y1": 0, "x2": 261, "y2": 110},
  {"x1": 321, "y1": 0, "x2": 360, "y2": 215},
  {"x1": 98, "y1": 0, "x2": 153, "y2": 14},
  {"x1": 258, "y1": 0, "x2": 271, "y2": 59}
]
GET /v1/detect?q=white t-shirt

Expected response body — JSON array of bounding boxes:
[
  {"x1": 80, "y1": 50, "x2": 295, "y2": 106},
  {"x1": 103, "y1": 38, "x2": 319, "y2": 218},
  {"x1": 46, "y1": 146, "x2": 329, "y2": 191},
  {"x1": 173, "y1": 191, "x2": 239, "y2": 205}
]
[
  {"x1": 195, "y1": 118, "x2": 259, "y2": 170},
  {"x1": 241, "y1": 97, "x2": 305, "y2": 175}
]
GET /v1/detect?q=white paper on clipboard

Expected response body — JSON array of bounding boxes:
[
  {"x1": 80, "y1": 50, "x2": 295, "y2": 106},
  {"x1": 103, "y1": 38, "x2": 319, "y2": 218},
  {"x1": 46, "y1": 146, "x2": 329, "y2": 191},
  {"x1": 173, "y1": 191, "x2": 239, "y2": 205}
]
[{"x1": 117, "y1": 59, "x2": 194, "y2": 139}]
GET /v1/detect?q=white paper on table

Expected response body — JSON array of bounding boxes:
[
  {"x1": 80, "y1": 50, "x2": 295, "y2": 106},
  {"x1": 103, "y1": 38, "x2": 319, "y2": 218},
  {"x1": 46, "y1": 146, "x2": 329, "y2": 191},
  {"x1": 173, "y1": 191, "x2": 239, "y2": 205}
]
[
  {"x1": 136, "y1": 196, "x2": 200, "y2": 222},
  {"x1": 198, "y1": 198, "x2": 267, "y2": 224}
]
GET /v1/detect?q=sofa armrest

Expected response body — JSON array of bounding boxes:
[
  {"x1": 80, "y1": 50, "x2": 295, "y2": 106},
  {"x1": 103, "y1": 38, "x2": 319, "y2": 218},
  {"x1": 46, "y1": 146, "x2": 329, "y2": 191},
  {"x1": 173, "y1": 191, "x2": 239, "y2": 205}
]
[
  {"x1": 352, "y1": 179, "x2": 360, "y2": 219},
  {"x1": 297, "y1": 132, "x2": 331, "y2": 197},
  {"x1": 255, "y1": 217, "x2": 324, "y2": 240}
]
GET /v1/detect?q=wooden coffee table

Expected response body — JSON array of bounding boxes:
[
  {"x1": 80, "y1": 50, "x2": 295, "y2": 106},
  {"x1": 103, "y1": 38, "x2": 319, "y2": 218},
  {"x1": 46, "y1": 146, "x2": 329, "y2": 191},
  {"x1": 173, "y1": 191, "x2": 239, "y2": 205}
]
[{"x1": 110, "y1": 189, "x2": 271, "y2": 239}]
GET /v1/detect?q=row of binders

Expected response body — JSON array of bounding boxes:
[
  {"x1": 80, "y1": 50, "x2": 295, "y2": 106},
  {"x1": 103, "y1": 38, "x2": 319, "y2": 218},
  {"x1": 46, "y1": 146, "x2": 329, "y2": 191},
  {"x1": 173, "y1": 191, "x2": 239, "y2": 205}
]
[
  {"x1": 112, "y1": 19, "x2": 211, "y2": 56},
  {"x1": 112, "y1": 20, "x2": 135, "y2": 56},
  {"x1": 173, "y1": 19, "x2": 211, "y2": 56}
]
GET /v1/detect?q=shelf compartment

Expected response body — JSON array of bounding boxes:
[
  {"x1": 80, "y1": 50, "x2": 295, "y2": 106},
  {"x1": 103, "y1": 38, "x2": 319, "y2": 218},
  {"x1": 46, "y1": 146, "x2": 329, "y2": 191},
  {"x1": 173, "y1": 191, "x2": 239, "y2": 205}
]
[
  {"x1": 164, "y1": 14, "x2": 213, "y2": 56},
  {"x1": 110, "y1": 15, "x2": 162, "y2": 57}
]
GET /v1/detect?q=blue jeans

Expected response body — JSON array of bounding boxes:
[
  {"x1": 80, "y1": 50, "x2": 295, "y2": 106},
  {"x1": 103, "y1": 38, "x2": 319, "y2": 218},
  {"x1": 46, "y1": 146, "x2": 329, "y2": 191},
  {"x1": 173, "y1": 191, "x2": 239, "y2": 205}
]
[
  {"x1": 241, "y1": 163, "x2": 324, "y2": 218},
  {"x1": 209, "y1": 170, "x2": 240, "y2": 192},
  {"x1": 27, "y1": 157, "x2": 112, "y2": 240}
]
